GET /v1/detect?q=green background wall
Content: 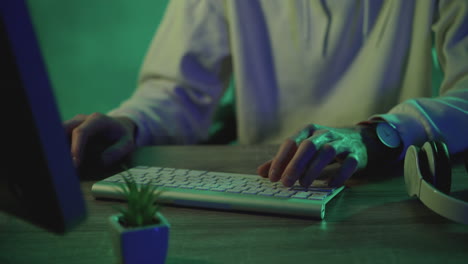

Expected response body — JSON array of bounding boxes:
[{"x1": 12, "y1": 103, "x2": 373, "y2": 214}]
[{"x1": 27, "y1": 0, "x2": 169, "y2": 120}]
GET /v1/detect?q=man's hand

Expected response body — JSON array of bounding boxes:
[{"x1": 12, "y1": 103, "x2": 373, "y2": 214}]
[
  {"x1": 63, "y1": 113, "x2": 136, "y2": 168},
  {"x1": 257, "y1": 124, "x2": 368, "y2": 187}
]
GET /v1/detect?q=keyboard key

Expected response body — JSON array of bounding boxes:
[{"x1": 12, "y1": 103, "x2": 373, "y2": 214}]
[
  {"x1": 164, "y1": 183, "x2": 181, "y2": 188},
  {"x1": 187, "y1": 170, "x2": 206, "y2": 177},
  {"x1": 274, "y1": 191, "x2": 296, "y2": 198},
  {"x1": 210, "y1": 187, "x2": 228, "y2": 192},
  {"x1": 289, "y1": 186, "x2": 333, "y2": 193},
  {"x1": 206, "y1": 172, "x2": 237, "y2": 178},
  {"x1": 291, "y1": 192, "x2": 312, "y2": 199},
  {"x1": 103, "y1": 175, "x2": 123, "y2": 182},
  {"x1": 173, "y1": 170, "x2": 188, "y2": 176},
  {"x1": 258, "y1": 189, "x2": 279, "y2": 196},
  {"x1": 226, "y1": 188, "x2": 244, "y2": 193},
  {"x1": 307, "y1": 193, "x2": 328, "y2": 200},
  {"x1": 242, "y1": 189, "x2": 260, "y2": 195}
]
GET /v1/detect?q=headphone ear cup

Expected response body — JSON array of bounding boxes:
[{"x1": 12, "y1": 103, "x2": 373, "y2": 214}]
[
  {"x1": 421, "y1": 141, "x2": 451, "y2": 194},
  {"x1": 417, "y1": 144, "x2": 433, "y2": 184},
  {"x1": 433, "y1": 141, "x2": 451, "y2": 194},
  {"x1": 404, "y1": 145, "x2": 423, "y2": 197}
]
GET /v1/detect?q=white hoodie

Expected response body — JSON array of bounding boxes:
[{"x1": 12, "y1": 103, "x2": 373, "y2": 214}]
[{"x1": 109, "y1": 0, "x2": 468, "y2": 155}]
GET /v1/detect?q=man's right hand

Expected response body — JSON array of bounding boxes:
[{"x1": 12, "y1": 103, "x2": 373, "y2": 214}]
[{"x1": 63, "y1": 112, "x2": 137, "y2": 168}]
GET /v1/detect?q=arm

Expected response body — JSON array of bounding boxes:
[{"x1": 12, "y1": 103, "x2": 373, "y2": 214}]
[
  {"x1": 259, "y1": 1, "x2": 468, "y2": 187},
  {"x1": 374, "y1": 0, "x2": 468, "y2": 156},
  {"x1": 108, "y1": 0, "x2": 232, "y2": 146}
]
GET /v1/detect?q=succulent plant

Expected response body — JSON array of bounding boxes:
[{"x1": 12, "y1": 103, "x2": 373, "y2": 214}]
[{"x1": 114, "y1": 168, "x2": 161, "y2": 227}]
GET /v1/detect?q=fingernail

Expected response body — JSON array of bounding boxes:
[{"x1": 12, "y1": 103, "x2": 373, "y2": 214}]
[
  {"x1": 269, "y1": 169, "x2": 278, "y2": 181},
  {"x1": 283, "y1": 175, "x2": 294, "y2": 186}
]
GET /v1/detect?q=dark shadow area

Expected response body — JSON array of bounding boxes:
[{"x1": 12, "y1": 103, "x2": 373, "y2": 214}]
[{"x1": 451, "y1": 189, "x2": 468, "y2": 202}]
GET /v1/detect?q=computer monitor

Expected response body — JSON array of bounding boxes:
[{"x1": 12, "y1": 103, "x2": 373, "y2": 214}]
[{"x1": 0, "y1": 0, "x2": 87, "y2": 233}]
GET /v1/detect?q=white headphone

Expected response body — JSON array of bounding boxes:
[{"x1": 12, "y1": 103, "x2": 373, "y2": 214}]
[{"x1": 404, "y1": 141, "x2": 468, "y2": 224}]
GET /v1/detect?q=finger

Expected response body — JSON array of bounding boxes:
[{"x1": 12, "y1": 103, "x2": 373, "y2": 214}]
[
  {"x1": 329, "y1": 153, "x2": 359, "y2": 187},
  {"x1": 70, "y1": 113, "x2": 109, "y2": 166},
  {"x1": 101, "y1": 138, "x2": 134, "y2": 166},
  {"x1": 299, "y1": 144, "x2": 336, "y2": 187},
  {"x1": 281, "y1": 140, "x2": 318, "y2": 187},
  {"x1": 268, "y1": 139, "x2": 298, "y2": 182},
  {"x1": 63, "y1": 114, "x2": 88, "y2": 135},
  {"x1": 257, "y1": 159, "x2": 272, "y2": 178}
]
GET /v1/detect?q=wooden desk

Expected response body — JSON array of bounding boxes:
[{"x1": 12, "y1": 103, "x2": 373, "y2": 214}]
[{"x1": 1, "y1": 145, "x2": 468, "y2": 264}]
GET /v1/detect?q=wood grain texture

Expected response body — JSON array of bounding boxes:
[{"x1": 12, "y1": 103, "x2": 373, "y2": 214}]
[{"x1": 1, "y1": 145, "x2": 468, "y2": 264}]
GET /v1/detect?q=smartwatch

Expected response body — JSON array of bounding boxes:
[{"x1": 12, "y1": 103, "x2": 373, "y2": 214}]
[
  {"x1": 376, "y1": 121, "x2": 402, "y2": 149},
  {"x1": 359, "y1": 120, "x2": 403, "y2": 164}
]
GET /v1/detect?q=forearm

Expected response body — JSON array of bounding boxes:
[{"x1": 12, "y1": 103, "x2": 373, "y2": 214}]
[
  {"x1": 113, "y1": 116, "x2": 138, "y2": 143},
  {"x1": 370, "y1": 88, "x2": 468, "y2": 157},
  {"x1": 108, "y1": 80, "x2": 215, "y2": 146},
  {"x1": 109, "y1": 0, "x2": 231, "y2": 146}
]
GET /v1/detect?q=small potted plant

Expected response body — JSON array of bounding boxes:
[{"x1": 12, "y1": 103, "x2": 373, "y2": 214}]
[{"x1": 108, "y1": 169, "x2": 170, "y2": 264}]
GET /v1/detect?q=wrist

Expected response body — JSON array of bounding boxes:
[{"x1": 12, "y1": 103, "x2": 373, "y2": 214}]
[
  {"x1": 357, "y1": 121, "x2": 403, "y2": 168},
  {"x1": 115, "y1": 116, "x2": 137, "y2": 143}
]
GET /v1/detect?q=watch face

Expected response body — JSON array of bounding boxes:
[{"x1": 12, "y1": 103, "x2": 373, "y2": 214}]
[{"x1": 376, "y1": 122, "x2": 401, "y2": 148}]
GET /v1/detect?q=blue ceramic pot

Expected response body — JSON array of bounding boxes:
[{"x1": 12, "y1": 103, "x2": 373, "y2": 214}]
[{"x1": 109, "y1": 212, "x2": 170, "y2": 264}]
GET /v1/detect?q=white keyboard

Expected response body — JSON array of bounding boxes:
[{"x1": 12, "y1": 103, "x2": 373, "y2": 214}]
[{"x1": 91, "y1": 166, "x2": 345, "y2": 219}]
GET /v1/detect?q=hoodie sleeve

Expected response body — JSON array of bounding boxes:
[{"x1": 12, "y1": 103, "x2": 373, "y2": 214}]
[
  {"x1": 373, "y1": 0, "x2": 468, "y2": 157},
  {"x1": 108, "y1": 0, "x2": 232, "y2": 146}
]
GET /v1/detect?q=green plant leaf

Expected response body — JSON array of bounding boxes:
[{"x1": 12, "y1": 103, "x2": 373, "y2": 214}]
[{"x1": 112, "y1": 166, "x2": 163, "y2": 228}]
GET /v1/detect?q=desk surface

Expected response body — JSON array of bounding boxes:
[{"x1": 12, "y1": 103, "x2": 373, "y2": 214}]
[{"x1": 1, "y1": 145, "x2": 468, "y2": 264}]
